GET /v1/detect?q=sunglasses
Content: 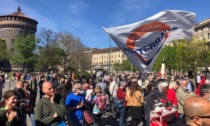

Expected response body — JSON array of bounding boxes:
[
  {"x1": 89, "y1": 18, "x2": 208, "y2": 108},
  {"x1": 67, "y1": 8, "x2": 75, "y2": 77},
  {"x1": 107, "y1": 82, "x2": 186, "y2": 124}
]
[{"x1": 190, "y1": 116, "x2": 210, "y2": 119}]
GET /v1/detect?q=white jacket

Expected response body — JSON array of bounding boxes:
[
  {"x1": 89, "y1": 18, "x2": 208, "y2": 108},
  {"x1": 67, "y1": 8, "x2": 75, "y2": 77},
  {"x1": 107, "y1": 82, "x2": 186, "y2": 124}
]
[{"x1": 109, "y1": 81, "x2": 118, "y2": 97}]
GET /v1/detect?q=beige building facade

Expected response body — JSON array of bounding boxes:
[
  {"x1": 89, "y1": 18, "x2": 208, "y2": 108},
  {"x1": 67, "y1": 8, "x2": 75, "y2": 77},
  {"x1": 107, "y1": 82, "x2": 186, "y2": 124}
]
[
  {"x1": 194, "y1": 18, "x2": 210, "y2": 72},
  {"x1": 194, "y1": 18, "x2": 210, "y2": 42},
  {"x1": 92, "y1": 47, "x2": 127, "y2": 71}
]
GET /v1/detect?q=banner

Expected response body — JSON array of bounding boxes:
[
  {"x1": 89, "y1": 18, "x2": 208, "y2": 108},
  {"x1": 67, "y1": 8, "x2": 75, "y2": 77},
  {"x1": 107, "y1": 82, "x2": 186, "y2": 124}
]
[{"x1": 104, "y1": 10, "x2": 196, "y2": 72}]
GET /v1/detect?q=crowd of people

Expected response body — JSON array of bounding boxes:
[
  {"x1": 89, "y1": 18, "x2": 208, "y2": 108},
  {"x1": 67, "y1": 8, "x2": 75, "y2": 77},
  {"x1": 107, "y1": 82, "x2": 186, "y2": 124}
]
[{"x1": 0, "y1": 71, "x2": 209, "y2": 126}]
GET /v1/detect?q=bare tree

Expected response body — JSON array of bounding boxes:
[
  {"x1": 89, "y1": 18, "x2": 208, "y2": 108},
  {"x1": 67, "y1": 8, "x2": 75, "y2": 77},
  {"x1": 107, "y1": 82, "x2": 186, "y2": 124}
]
[
  {"x1": 36, "y1": 28, "x2": 64, "y2": 71},
  {"x1": 58, "y1": 32, "x2": 91, "y2": 70}
]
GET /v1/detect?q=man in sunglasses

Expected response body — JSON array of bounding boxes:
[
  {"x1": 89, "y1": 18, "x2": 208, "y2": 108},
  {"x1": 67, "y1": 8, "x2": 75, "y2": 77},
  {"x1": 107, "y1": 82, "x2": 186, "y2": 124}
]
[{"x1": 184, "y1": 96, "x2": 210, "y2": 126}]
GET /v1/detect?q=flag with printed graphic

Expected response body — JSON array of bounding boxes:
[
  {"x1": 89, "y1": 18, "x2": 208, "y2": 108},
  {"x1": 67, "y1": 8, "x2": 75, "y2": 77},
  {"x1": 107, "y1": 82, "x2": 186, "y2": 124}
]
[{"x1": 104, "y1": 10, "x2": 196, "y2": 72}]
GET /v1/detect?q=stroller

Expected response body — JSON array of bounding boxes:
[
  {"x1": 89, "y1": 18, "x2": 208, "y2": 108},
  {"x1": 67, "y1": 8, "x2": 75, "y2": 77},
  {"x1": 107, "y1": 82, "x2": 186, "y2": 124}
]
[{"x1": 83, "y1": 100, "x2": 97, "y2": 126}]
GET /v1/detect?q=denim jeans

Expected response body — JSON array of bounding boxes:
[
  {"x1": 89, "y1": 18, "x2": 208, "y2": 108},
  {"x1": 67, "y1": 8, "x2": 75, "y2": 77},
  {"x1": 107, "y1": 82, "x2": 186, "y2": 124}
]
[
  {"x1": 29, "y1": 113, "x2": 36, "y2": 126},
  {"x1": 111, "y1": 97, "x2": 117, "y2": 118},
  {"x1": 119, "y1": 107, "x2": 125, "y2": 126},
  {"x1": 179, "y1": 113, "x2": 185, "y2": 119}
]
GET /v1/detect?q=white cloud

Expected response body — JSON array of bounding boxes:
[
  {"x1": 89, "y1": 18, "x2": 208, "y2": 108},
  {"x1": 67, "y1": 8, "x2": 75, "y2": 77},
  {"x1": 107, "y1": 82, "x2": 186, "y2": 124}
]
[{"x1": 67, "y1": 0, "x2": 86, "y2": 15}]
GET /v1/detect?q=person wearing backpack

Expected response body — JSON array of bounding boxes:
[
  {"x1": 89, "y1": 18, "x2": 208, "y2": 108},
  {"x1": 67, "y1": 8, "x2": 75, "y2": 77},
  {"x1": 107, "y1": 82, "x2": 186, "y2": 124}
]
[{"x1": 92, "y1": 85, "x2": 106, "y2": 126}]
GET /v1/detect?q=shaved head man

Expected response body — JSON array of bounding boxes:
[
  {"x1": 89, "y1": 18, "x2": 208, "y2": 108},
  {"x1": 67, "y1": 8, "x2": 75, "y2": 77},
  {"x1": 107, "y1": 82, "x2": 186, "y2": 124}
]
[
  {"x1": 184, "y1": 96, "x2": 210, "y2": 126},
  {"x1": 42, "y1": 81, "x2": 55, "y2": 98},
  {"x1": 35, "y1": 81, "x2": 65, "y2": 126}
]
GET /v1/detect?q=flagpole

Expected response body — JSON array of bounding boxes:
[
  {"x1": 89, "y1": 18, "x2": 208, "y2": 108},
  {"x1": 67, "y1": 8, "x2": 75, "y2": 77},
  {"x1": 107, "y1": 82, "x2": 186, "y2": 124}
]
[
  {"x1": 108, "y1": 38, "x2": 111, "y2": 73},
  {"x1": 131, "y1": 63, "x2": 133, "y2": 72}
]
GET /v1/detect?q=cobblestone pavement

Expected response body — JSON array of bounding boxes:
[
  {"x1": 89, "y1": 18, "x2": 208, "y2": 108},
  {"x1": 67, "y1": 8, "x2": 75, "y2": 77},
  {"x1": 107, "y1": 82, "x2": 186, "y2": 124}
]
[{"x1": 101, "y1": 112, "x2": 144, "y2": 126}]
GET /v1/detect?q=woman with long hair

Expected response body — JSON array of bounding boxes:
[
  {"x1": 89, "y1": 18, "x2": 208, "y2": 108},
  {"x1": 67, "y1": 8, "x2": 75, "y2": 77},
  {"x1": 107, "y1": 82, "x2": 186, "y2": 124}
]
[
  {"x1": 0, "y1": 90, "x2": 22, "y2": 126},
  {"x1": 125, "y1": 78, "x2": 144, "y2": 126}
]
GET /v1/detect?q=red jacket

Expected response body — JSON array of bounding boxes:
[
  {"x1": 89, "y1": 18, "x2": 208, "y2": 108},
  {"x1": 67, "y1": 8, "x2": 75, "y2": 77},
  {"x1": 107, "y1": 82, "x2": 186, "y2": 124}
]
[
  {"x1": 166, "y1": 88, "x2": 178, "y2": 106},
  {"x1": 195, "y1": 76, "x2": 205, "y2": 95},
  {"x1": 117, "y1": 88, "x2": 126, "y2": 106}
]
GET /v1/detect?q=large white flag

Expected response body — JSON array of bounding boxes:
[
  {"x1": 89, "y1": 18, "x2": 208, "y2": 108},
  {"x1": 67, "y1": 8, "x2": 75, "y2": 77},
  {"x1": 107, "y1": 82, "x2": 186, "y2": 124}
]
[{"x1": 104, "y1": 10, "x2": 196, "y2": 72}]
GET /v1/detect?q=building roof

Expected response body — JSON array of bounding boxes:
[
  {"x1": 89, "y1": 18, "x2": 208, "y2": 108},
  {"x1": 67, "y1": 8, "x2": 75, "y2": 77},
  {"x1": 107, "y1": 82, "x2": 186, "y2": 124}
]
[
  {"x1": 195, "y1": 18, "x2": 210, "y2": 28},
  {"x1": 0, "y1": 6, "x2": 38, "y2": 23},
  {"x1": 92, "y1": 47, "x2": 120, "y2": 54}
]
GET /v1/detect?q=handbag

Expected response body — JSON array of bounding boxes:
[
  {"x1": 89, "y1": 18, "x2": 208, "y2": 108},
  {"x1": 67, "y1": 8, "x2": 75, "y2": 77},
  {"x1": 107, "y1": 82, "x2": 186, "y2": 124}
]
[{"x1": 83, "y1": 110, "x2": 93, "y2": 124}]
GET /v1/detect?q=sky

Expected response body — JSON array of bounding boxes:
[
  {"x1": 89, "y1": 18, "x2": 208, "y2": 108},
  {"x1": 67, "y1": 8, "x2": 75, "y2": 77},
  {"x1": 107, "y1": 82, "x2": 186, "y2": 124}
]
[{"x1": 0, "y1": 0, "x2": 210, "y2": 49}]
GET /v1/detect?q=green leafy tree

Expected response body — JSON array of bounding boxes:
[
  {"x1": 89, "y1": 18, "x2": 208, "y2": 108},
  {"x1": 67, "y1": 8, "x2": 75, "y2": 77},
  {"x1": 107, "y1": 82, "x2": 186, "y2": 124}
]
[
  {"x1": 153, "y1": 39, "x2": 204, "y2": 77},
  {"x1": 0, "y1": 39, "x2": 8, "y2": 70},
  {"x1": 121, "y1": 59, "x2": 138, "y2": 71},
  {"x1": 113, "y1": 63, "x2": 121, "y2": 72},
  {"x1": 36, "y1": 28, "x2": 59, "y2": 70},
  {"x1": 122, "y1": 59, "x2": 131, "y2": 71},
  {"x1": 0, "y1": 39, "x2": 7, "y2": 60},
  {"x1": 176, "y1": 40, "x2": 200, "y2": 75},
  {"x1": 11, "y1": 33, "x2": 36, "y2": 72},
  {"x1": 164, "y1": 43, "x2": 178, "y2": 74},
  {"x1": 36, "y1": 46, "x2": 66, "y2": 71},
  {"x1": 152, "y1": 46, "x2": 165, "y2": 72}
]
